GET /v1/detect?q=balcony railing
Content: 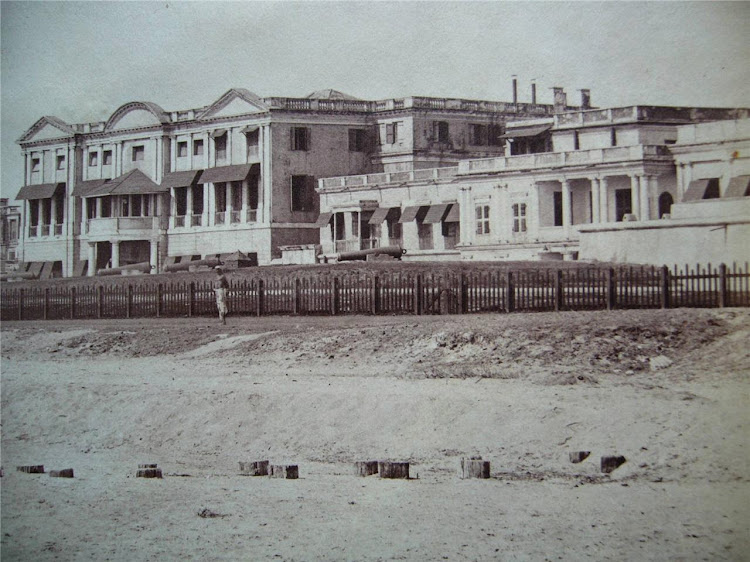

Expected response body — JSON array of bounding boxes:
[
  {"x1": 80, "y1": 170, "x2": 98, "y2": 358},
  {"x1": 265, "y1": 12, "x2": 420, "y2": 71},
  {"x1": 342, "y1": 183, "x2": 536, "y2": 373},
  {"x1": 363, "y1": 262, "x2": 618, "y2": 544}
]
[
  {"x1": 246, "y1": 208, "x2": 258, "y2": 222},
  {"x1": 319, "y1": 166, "x2": 459, "y2": 191},
  {"x1": 215, "y1": 211, "x2": 226, "y2": 225},
  {"x1": 41, "y1": 224, "x2": 51, "y2": 237},
  {"x1": 230, "y1": 210, "x2": 241, "y2": 224},
  {"x1": 191, "y1": 214, "x2": 203, "y2": 227},
  {"x1": 86, "y1": 217, "x2": 158, "y2": 236},
  {"x1": 28, "y1": 225, "x2": 38, "y2": 238},
  {"x1": 54, "y1": 223, "x2": 63, "y2": 236},
  {"x1": 175, "y1": 215, "x2": 186, "y2": 228}
]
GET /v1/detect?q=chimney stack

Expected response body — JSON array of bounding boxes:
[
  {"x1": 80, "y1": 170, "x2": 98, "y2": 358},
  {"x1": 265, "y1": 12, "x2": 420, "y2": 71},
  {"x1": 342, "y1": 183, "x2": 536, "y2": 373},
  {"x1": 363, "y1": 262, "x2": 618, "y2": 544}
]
[
  {"x1": 512, "y1": 75, "x2": 518, "y2": 105},
  {"x1": 531, "y1": 80, "x2": 537, "y2": 105},
  {"x1": 580, "y1": 89, "x2": 591, "y2": 109},
  {"x1": 552, "y1": 87, "x2": 567, "y2": 112}
]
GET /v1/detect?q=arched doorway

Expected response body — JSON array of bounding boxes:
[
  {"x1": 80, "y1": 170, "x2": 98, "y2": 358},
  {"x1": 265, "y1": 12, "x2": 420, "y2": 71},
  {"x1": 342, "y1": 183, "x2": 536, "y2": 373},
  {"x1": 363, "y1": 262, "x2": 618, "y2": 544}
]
[{"x1": 658, "y1": 192, "x2": 674, "y2": 218}]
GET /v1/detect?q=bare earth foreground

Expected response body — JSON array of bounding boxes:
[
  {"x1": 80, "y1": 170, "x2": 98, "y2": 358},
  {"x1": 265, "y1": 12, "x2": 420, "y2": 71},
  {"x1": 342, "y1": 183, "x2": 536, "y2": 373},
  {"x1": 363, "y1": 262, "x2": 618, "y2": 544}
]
[{"x1": 1, "y1": 309, "x2": 749, "y2": 561}]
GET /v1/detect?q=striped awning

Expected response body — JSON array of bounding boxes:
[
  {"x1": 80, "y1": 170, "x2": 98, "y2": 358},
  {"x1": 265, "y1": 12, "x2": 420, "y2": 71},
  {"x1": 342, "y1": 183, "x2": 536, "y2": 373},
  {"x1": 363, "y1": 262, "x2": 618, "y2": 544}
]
[
  {"x1": 161, "y1": 170, "x2": 203, "y2": 189},
  {"x1": 501, "y1": 124, "x2": 552, "y2": 139},
  {"x1": 725, "y1": 175, "x2": 750, "y2": 198},
  {"x1": 16, "y1": 182, "x2": 64, "y2": 200},
  {"x1": 198, "y1": 164, "x2": 253, "y2": 184},
  {"x1": 422, "y1": 203, "x2": 450, "y2": 224},
  {"x1": 314, "y1": 212, "x2": 333, "y2": 227},
  {"x1": 368, "y1": 207, "x2": 390, "y2": 225},
  {"x1": 683, "y1": 179, "x2": 711, "y2": 202},
  {"x1": 399, "y1": 206, "x2": 422, "y2": 223},
  {"x1": 444, "y1": 203, "x2": 460, "y2": 223}
]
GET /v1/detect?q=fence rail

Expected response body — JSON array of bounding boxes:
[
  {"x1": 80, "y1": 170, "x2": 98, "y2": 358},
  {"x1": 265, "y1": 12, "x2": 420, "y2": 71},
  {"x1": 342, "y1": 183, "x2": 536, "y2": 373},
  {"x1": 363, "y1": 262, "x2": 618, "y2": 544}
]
[{"x1": 2, "y1": 263, "x2": 748, "y2": 321}]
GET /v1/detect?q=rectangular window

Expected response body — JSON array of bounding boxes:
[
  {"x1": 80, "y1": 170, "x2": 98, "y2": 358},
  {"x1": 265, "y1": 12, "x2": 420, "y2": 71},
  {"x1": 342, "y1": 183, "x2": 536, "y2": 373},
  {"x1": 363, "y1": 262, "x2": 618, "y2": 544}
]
[
  {"x1": 291, "y1": 127, "x2": 310, "y2": 151},
  {"x1": 56, "y1": 155, "x2": 65, "y2": 170},
  {"x1": 470, "y1": 124, "x2": 488, "y2": 146},
  {"x1": 573, "y1": 131, "x2": 580, "y2": 150},
  {"x1": 615, "y1": 188, "x2": 632, "y2": 221},
  {"x1": 418, "y1": 222, "x2": 433, "y2": 250},
  {"x1": 31, "y1": 157, "x2": 40, "y2": 172},
  {"x1": 246, "y1": 129, "x2": 260, "y2": 158},
  {"x1": 215, "y1": 134, "x2": 227, "y2": 160},
  {"x1": 385, "y1": 122, "x2": 398, "y2": 144},
  {"x1": 103, "y1": 150, "x2": 113, "y2": 165},
  {"x1": 475, "y1": 205, "x2": 490, "y2": 235},
  {"x1": 611, "y1": 128, "x2": 617, "y2": 147},
  {"x1": 193, "y1": 139, "x2": 204, "y2": 156},
  {"x1": 177, "y1": 141, "x2": 188, "y2": 157},
  {"x1": 121, "y1": 196, "x2": 129, "y2": 217},
  {"x1": 88, "y1": 151, "x2": 98, "y2": 167},
  {"x1": 132, "y1": 145, "x2": 145, "y2": 161},
  {"x1": 291, "y1": 175, "x2": 315, "y2": 212},
  {"x1": 434, "y1": 121, "x2": 450, "y2": 143},
  {"x1": 131, "y1": 195, "x2": 142, "y2": 216},
  {"x1": 553, "y1": 192, "x2": 563, "y2": 227},
  {"x1": 513, "y1": 203, "x2": 527, "y2": 233},
  {"x1": 349, "y1": 129, "x2": 367, "y2": 152},
  {"x1": 489, "y1": 124, "x2": 504, "y2": 146}
]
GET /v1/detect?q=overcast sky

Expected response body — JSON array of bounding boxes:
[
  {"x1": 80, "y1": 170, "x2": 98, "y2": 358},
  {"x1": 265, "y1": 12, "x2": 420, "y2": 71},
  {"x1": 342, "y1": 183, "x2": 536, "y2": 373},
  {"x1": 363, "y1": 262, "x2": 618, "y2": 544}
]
[{"x1": 2, "y1": 1, "x2": 749, "y2": 200}]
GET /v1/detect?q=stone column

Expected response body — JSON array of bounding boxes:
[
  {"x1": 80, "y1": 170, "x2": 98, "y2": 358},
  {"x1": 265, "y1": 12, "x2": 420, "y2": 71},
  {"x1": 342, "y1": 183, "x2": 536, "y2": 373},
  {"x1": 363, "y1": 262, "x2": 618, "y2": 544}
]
[
  {"x1": 111, "y1": 241, "x2": 120, "y2": 268},
  {"x1": 241, "y1": 180, "x2": 248, "y2": 223},
  {"x1": 640, "y1": 175, "x2": 651, "y2": 221},
  {"x1": 96, "y1": 197, "x2": 103, "y2": 218},
  {"x1": 494, "y1": 185, "x2": 508, "y2": 243},
  {"x1": 203, "y1": 184, "x2": 210, "y2": 226},
  {"x1": 150, "y1": 240, "x2": 158, "y2": 274},
  {"x1": 561, "y1": 179, "x2": 572, "y2": 238},
  {"x1": 261, "y1": 125, "x2": 272, "y2": 225},
  {"x1": 343, "y1": 211, "x2": 354, "y2": 247},
  {"x1": 227, "y1": 128, "x2": 233, "y2": 165},
  {"x1": 186, "y1": 185, "x2": 193, "y2": 225},
  {"x1": 630, "y1": 175, "x2": 641, "y2": 220},
  {"x1": 97, "y1": 144, "x2": 103, "y2": 178},
  {"x1": 188, "y1": 133, "x2": 194, "y2": 170},
  {"x1": 170, "y1": 138, "x2": 177, "y2": 172},
  {"x1": 599, "y1": 177, "x2": 609, "y2": 222},
  {"x1": 459, "y1": 187, "x2": 474, "y2": 246},
  {"x1": 87, "y1": 243, "x2": 96, "y2": 276},
  {"x1": 590, "y1": 178, "x2": 601, "y2": 223}
]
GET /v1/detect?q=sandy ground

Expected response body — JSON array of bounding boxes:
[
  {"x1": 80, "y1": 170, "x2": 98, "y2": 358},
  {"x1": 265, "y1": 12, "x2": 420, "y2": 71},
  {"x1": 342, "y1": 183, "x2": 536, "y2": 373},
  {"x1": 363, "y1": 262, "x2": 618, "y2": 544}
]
[{"x1": 1, "y1": 309, "x2": 749, "y2": 561}]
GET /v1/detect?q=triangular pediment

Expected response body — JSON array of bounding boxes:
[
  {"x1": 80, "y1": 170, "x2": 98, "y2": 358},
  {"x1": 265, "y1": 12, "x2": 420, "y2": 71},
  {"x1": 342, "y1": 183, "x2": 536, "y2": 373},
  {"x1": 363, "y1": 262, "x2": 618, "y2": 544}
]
[
  {"x1": 198, "y1": 89, "x2": 268, "y2": 120},
  {"x1": 18, "y1": 116, "x2": 74, "y2": 143}
]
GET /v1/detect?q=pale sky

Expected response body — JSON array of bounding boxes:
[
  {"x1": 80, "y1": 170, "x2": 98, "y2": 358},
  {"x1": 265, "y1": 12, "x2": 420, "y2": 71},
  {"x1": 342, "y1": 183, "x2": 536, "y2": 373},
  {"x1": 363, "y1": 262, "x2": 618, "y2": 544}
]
[{"x1": 2, "y1": 1, "x2": 749, "y2": 200}]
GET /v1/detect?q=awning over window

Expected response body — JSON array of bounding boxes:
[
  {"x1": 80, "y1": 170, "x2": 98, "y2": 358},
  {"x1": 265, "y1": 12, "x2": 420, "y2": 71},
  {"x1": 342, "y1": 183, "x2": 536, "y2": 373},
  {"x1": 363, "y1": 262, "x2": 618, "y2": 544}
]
[
  {"x1": 368, "y1": 207, "x2": 391, "y2": 225},
  {"x1": 240, "y1": 125, "x2": 259, "y2": 134},
  {"x1": 198, "y1": 164, "x2": 254, "y2": 184},
  {"x1": 398, "y1": 206, "x2": 423, "y2": 223},
  {"x1": 314, "y1": 212, "x2": 333, "y2": 227},
  {"x1": 86, "y1": 169, "x2": 165, "y2": 197},
  {"x1": 161, "y1": 170, "x2": 203, "y2": 189},
  {"x1": 210, "y1": 129, "x2": 227, "y2": 138},
  {"x1": 724, "y1": 175, "x2": 750, "y2": 198},
  {"x1": 16, "y1": 182, "x2": 64, "y2": 200},
  {"x1": 72, "y1": 179, "x2": 107, "y2": 197},
  {"x1": 683, "y1": 179, "x2": 711, "y2": 202},
  {"x1": 501, "y1": 124, "x2": 552, "y2": 139},
  {"x1": 444, "y1": 203, "x2": 460, "y2": 223},
  {"x1": 422, "y1": 203, "x2": 451, "y2": 224}
]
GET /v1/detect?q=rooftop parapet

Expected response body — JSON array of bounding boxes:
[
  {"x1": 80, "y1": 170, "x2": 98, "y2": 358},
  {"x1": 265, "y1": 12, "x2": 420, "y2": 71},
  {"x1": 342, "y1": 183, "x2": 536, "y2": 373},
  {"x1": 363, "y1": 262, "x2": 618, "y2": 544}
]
[
  {"x1": 675, "y1": 118, "x2": 750, "y2": 145},
  {"x1": 554, "y1": 106, "x2": 750, "y2": 129},
  {"x1": 318, "y1": 166, "x2": 458, "y2": 192}
]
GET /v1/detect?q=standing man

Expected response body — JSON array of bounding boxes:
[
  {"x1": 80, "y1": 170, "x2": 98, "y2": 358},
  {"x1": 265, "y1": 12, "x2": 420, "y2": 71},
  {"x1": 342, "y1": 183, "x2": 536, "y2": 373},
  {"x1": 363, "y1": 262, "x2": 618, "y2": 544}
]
[{"x1": 213, "y1": 265, "x2": 229, "y2": 324}]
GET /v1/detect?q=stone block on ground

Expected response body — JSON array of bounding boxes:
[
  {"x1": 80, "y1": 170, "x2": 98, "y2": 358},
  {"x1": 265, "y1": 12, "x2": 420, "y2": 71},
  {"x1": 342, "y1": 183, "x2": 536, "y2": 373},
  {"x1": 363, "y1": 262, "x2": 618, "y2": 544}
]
[
  {"x1": 600, "y1": 455, "x2": 627, "y2": 473},
  {"x1": 378, "y1": 461, "x2": 410, "y2": 479},
  {"x1": 49, "y1": 469, "x2": 74, "y2": 478},
  {"x1": 354, "y1": 461, "x2": 379, "y2": 477},
  {"x1": 136, "y1": 466, "x2": 163, "y2": 478},
  {"x1": 569, "y1": 451, "x2": 591, "y2": 464},
  {"x1": 239, "y1": 460, "x2": 269, "y2": 476},
  {"x1": 269, "y1": 464, "x2": 298, "y2": 479},
  {"x1": 138, "y1": 464, "x2": 158, "y2": 469},
  {"x1": 461, "y1": 457, "x2": 490, "y2": 479},
  {"x1": 17, "y1": 465, "x2": 44, "y2": 474}
]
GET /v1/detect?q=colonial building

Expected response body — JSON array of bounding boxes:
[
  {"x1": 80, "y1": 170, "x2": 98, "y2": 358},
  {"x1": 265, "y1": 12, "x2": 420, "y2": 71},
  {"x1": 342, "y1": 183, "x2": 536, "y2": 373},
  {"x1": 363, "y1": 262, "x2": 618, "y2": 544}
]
[
  {"x1": 317, "y1": 105, "x2": 749, "y2": 265},
  {"x1": 15, "y1": 84, "x2": 578, "y2": 276}
]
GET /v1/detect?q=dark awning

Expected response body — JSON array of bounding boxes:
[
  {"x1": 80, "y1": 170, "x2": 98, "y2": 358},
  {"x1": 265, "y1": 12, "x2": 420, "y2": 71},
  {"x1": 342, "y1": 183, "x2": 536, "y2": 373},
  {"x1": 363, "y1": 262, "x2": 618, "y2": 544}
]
[
  {"x1": 198, "y1": 164, "x2": 254, "y2": 184},
  {"x1": 240, "y1": 125, "x2": 259, "y2": 134},
  {"x1": 423, "y1": 203, "x2": 451, "y2": 224},
  {"x1": 444, "y1": 203, "x2": 460, "y2": 223},
  {"x1": 501, "y1": 124, "x2": 552, "y2": 139},
  {"x1": 161, "y1": 170, "x2": 203, "y2": 189},
  {"x1": 72, "y1": 179, "x2": 107, "y2": 197},
  {"x1": 314, "y1": 212, "x2": 333, "y2": 227},
  {"x1": 724, "y1": 175, "x2": 750, "y2": 198},
  {"x1": 86, "y1": 169, "x2": 165, "y2": 197},
  {"x1": 683, "y1": 179, "x2": 711, "y2": 202},
  {"x1": 16, "y1": 182, "x2": 64, "y2": 200},
  {"x1": 210, "y1": 129, "x2": 227, "y2": 138},
  {"x1": 368, "y1": 207, "x2": 390, "y2": 225},
  {"x1": 399, "y1": 206, "x2": 422, "y2": 223}
]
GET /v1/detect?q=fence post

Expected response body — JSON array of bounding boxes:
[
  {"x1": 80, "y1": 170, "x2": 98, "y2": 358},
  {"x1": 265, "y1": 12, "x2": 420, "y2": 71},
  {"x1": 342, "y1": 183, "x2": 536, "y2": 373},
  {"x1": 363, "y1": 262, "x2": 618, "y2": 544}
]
[
  {"x1": 331, "y1": 277, "x2": 340, "y2": 315},
  {"x1": 372, "y1": 275, "x2": 380, "y2": 315},
  {"x1": 660, "y1": 265, "x2": 670, "y2": 309},
  {"x1": 126, "y1": 284, "x2": 133, "y2": 319},
  {"x1": 459, "y1": 272, "x2": 468, "y2": 314},
  {"x1": 70, "y1": 287, "x2": 76, "y2": 319},
  {"x1": 97, "y1": 285, "x2": 103, "y2": 319},
  {"x1": 156, "y1": 283, "x2": 162, "y2": 317},
  {"x1": 719, "y1": 263, "x2": 728, "y2": 308},
  {"x1": 505, "y1": 271, "x2": 515, "y2": 313},
  {"x1": 554, "y1": 270, "x2": 563, "y2": 312},
  {"x1": 18, "y1": 288, "x2": 24, "y2": 321},
  {"x1": 293, "y1": 278, "x2": 301, "y2": 315},
  {"x1": 188, "y1": 282, "x2": 195, "y2": 317},
  {"x1": 605, "y1": 268, "x2": 616, "y2": 310},
  {"x1": 256, "y1": 279, "x2": 264, "y2": 317},
  {"x1": 413, "y1": 274, "x2": 423, "y2": 315},
  {"x1": 43, "y1": 288, "x2": 50, "y2": 320}
]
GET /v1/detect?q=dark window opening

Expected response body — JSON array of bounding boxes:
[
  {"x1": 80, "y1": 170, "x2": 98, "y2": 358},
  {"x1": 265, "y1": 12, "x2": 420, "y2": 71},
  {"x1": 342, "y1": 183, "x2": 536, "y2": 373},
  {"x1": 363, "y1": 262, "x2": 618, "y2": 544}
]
[
  {"x1": 103, "y1": 150, "x2": 112, "y2": 165},
  {"x1": 385, "y1": 122, "x2": 398, "y2": 144},
  {"x1": 418, "y1": 222, "x2": 433, "y2": 250},
  {"x1": 434, "y1": 121, "x2": 450, "y2": 143},
  {"x1": 573, "y1": 131, "x2": 580, "y2": 150},
  {"x1": 29, "y1": 200, "x2": 40, "y2": 225},
  {"x1": 215, "y1": 182, "x2": 227, "y2": 212},
  {"x1": 56, "y1": 155, "x2": 65, "y2": 170},
  {"x1": 248, "y1": 175, "x2": 259, "y2": 210},
  {"x1": 191, "y1": 185, "x2": 204, "y2": 215},
  {"x1": 100, "y1": 196, "x2": 112, "y2": 218},
  {"x1": 88, "y1": 152, "x2": 98, "y2": 167},
  {"x1": 470, "y1": 124, "x2": 488, "y2": 146},
  {"x1": 175, "y1": 187, "x2": 188, "y2": 216},
  {"x1": 611, "y1": 128, "x2": 617, "y2": 147},
  {"x1": 31, "y1": 158, "x2": 40, "y2": 172},
  {"x1": 291, "y1": 175, "x2": 315, "y2": 212},
  {"x1": 615, "y1": 188, "x2": 632, "y2": 221},
  {"x1": 553, "y1": 191, "x2": 563, "y2": 227},
  {"x1": 291, "y1": 127, "x2": 310, "y2": 151},
  {"x1": 177, "y1": 141, "x2": 188, "y2": 157},
  {"x1": 193, "y1": 139, "x2": 204, "y2": 157},
  {"x1": 215, "y1": 134, "x2": 227, "y2": 160},
  {"x1": 513, "y1": 203, "x2": 527, "y2": 233},
  {"x1": 703, "y1": 178, "x2": 720, "y2": 199},
  {"x1": 132, "y1": 145, "x2": 145, "y2": 162},
  {"x1": 349, "y1": 129, "x2": 367, "y2": 152},
  {"x1": 658, "y1": 192, "x2": 674, "y2": 218}
]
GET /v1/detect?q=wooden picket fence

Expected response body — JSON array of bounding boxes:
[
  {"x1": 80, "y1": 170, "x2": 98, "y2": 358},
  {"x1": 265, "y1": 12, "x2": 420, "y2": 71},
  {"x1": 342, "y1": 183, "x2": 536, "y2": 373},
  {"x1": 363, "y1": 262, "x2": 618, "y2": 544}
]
[{"x1": 1, "y1": 263, "x2": 748, "y2": 321}]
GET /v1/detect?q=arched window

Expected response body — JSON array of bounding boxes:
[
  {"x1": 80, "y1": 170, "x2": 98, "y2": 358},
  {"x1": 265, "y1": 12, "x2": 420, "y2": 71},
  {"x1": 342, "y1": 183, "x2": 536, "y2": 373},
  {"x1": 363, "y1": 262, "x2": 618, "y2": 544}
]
[{"x1": 658, "y1": 192, "x2": 674, "y2": 218}]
